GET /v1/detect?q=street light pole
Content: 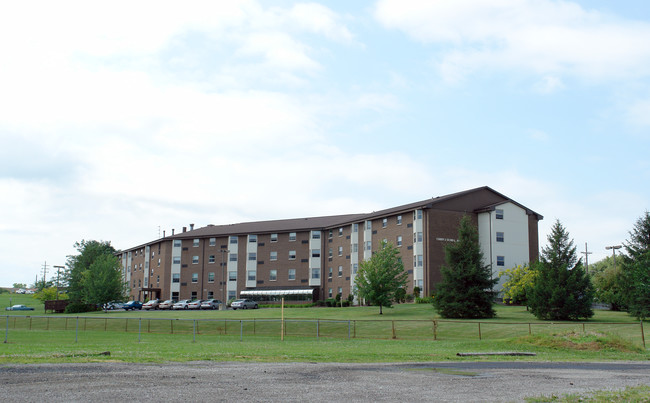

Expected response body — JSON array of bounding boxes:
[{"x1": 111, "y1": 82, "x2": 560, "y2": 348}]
[{"x1": 605, "y1": 245, "x2": 622, "y2": 270}]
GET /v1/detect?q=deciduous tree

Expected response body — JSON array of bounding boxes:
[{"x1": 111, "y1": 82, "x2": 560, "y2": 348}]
[
  {"x1": 499, "y1": 264, "x2": 537, "y2": 306},
  {"x1": 433, "y1": 215, "x2": 497, "y2": 319},
  {"x1": 354, "y1": 241, "x2": 408, "y2": 314}
]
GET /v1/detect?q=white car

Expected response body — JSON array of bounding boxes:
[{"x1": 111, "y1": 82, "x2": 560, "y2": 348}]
[
  {"x1": 142, "y1": 299, "x2": 160, "y2": 310},
  {"x1": 187, "y1": 300, "x2": 204, "y2": 309},
  {"x1": 172, "y1": 299, "x2": 192, "y2": 310},
  {"x1": 231, "y1": 299, "x2": 258, "y2": 310}
]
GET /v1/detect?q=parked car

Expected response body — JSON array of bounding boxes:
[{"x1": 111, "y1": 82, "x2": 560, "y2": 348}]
[
  {"x1": 123, "y1": 301, "x2": 143, "y2": 311},
  {"x1": 172, "y1": 299, "x2": 192, "y2": 310},
  {"x1": 231, "y1": 299, "x2": 258, "y2": 310},
  {"x1": 142, "y1": 299, "x2": 160, "y2": 310},
  {"x1": 200, "y1": 299, "x2": 222, "y2": 310},
  {"x1": 158, "y1": 299, "x2": 176, "y2": 310},
  {"x1": 5, "y1": 304, "x2": 34, "y2": 311},
  {"x1": 103, "y1": 301, "x2": 125, "y2": 310},
  {"x1": 187, "y1": 299, "x2": 204, "y2": 309}
]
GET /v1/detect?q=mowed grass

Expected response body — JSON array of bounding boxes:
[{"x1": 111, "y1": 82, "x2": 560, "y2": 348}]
[{"x1": 1, "y1": 293, "x2": 648, "y2": 364}]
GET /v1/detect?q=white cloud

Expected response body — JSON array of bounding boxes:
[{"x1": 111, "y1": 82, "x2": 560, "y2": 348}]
[{"x1": 374, "y1": 0, "x2": 650, "y2": 83}]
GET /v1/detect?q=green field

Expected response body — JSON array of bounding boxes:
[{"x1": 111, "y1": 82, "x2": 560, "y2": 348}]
[{"x1": 1, "y1": 293, "x2": 648, "y2": 364}]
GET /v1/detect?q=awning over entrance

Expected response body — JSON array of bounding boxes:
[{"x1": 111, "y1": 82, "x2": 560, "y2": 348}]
[{"x1": 240, "y1": 289, "x2": 314, "y2": 296}]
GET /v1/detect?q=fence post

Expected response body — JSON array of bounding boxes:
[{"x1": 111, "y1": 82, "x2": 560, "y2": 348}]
[
  {"x1": 316, "y1": 320, "x2": 319, "y2": 340},
  {"x1": 65, "y1": 317, "x2": 68, "y2": 331},
  {"x1": 391, "y1": 320, "x2": 396, "y2": 339},
  {"x1": 253, "y1": 318, "x2": 256, "y2": 335},
  {"x1": 348, "y1": 320, "x2": 351, "y2": 339},
  {"x1": 105, "y1": 318, "x2": 107, "y2": 332},
  {"x1": 354, "y1": 320, "x2": 356, "y2": 338},
  {"x1": 641, "y1": 321, "x2": 646, "y2": 349},
  {"x1": 528, "y1": 323, "x2": 531, "y2": 335},
  {"x1": 4, "y1": 316, "x2": 8, "y2": 343},
  {"x1": 139, "y1": 318, "x2": 142, "y2": 343},
  {"x1": 193, "y1": 320, "x2": 196, "y2": 343},
  {"x1": 171, "y1": 319, "x2": 174, "y2": 334},
  {"x1": 148, "y1": 319, "x2": 151, "y2": 333},
  {"x1": 46, "y1": 317, "x2": 49, "y2": 331},
  {"x1": 240, "y1": 320, "x2": 243, "y2": 342},
  {"x1": 582, "y1": 323, "x2": 586, "y2": 334},
  {"x1": 433, "y1": 320, "x2": 437, "y2": 340},
  {"x1": 75, "y1": 317, "x2": 79, "y2": 343},
  {"x1": 29, "y1": 317, "x2": 32, "y2": 331},
  {"x1": 125, "y1": 318, "x2": 128, "y2": 333},
  {"x1": 478, "y1": 322, "x2": 482, "y2": 340}
]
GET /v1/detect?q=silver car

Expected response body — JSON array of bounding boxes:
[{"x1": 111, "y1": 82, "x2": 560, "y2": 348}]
[
  {"x1": 231, "y1": 299, "x2": 258, "y2": 310},
  {"x1": 172, "y1": 299, "x2": 192, "y2": 310},
  {"x1": 200, "y1": 299, "x2": 222, "y2": 310}
]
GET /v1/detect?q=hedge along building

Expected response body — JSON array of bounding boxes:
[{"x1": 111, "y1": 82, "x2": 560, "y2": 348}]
[{"x1": 117, "y1": 186, "x2": 542, "y2": 304}]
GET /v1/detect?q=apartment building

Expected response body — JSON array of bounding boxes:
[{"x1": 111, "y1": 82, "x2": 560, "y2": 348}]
[{"x1": 117, "y1": 186, "x2": 542, "y2": 303}]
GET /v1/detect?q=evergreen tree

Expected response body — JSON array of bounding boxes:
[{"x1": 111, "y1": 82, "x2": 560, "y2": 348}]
[
  {"x1": 528, "y1": 220, "x2": 594, "y2": 320},
  {"x1": 622, "y1": 211, "x2": 650, "y2": 319},
  {"x1": 354, "y1": 241, "x2": 408, "y2": 314},
  {"x1": 433, "y1": 215, "x2": 497, "y2": 319}
]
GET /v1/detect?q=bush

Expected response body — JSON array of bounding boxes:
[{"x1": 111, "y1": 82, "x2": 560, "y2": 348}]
[
  {"x1": 415, "y1": 296, "x2": 434, "y2": 304},
  {"x1": 64, "y1": 301, "x2": 95, "y2": 313},
  {"x1": 413, "y1": 286, "x2": 421, "y2": 299}
]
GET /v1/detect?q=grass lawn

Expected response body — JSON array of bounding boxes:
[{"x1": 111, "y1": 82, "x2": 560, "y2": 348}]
[{"x1": 1, "y1": 293, "x2": 648, "y2": 364}]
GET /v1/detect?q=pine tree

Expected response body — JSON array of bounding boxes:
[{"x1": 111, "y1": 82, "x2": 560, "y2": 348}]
[
  {"x1": 433, "y1": 215, "x2": 497, "y2": 319},
  {"x1": 528, "y1": 220, "x2": 594, "y2": 320},
  {"x1": 622, "y1": 211, "x2": 650, "y2": 319}
]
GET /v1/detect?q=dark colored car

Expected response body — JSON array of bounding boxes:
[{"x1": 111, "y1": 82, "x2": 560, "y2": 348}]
[
  {"x1": 123, "y1": 301, "x2": 143, "y2": 310},
  {"x1": 5, "y1": 304, "x2": 34, "y2": 311}
]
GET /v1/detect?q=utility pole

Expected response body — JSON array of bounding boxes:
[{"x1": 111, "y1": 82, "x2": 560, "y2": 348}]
[
  {"x1": 41, "y1": 261, "x2": 49, "y2": 289},
  {"x1": 581, "y1": 243, "x2": 592, "y2": 273},
  {"x1": 53, "y1": 265, "x2": 65, "y2": 300}
]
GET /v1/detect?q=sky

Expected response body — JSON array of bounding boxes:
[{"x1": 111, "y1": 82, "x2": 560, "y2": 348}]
[{"x1": 1, "y1": 0, "x2": 649, "y2": 287}]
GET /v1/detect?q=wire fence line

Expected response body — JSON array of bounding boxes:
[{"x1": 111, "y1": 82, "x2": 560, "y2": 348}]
[{"x1": 2, "y1": 315, "x2": 646, "y2": 348}]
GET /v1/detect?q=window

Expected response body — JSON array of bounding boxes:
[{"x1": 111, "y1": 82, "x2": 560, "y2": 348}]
[
  {"x1": 192, "y1": 256, "x2": 199, "y2": 264},
  {"x1": 193, "y1": 239, "x2": 200, "y2": 247},
  {"x1": 192, "y1": 273, "x2": 198, "y2": 283},
  {"x1": 270, "y1": 233, "x2": 278, "y2": 242},
  {"x1": 191, "y1": 291, "x2": 197, "y2": 299},
  {"x1": 208, "y1": 272, "x2": 215, "y2": 283},
  {"x1": 338, "y1": 287, "x2": 342, "y2": 296},
  {"x1": 397, "y1": 236, "x2": 402, "y2": 246},
  {"x1": 270, "y1": 251, "x2": 277, "y2": 261},
  {"x1": 311, "y1": 268, "x2": 320, "y2": 279},
  {"x1": 496, "y1": 209, "x2": 504, "y2": 219},
  {"x1": 414, "y1": 232, "x2": 423, "y2": 243},
  {"x1": 151, "y1": 251, "x2": 155, "y2": 258},
  {"x1": 172, "y1": 273, "x2": 180, "y2": 283},
  {"x1": 328, "y1": 230, "x2": 333, "y2": 238},
  {"x1": 328, "y1": 267, "x2": 333, "y2": 278},
  {"x1": 414, "y1": 209, "x2": 422, "y2": 220},
  {"x1": 338, "y1": 227, "x2": 343, "y2": 236},
  {"x1": 382, "y1": 218, "x2": 388, "y2": 228},
  {"x1": 229, "y1": 271, "x2": 237, "y2": 281},
  {"x1": 497, "y1": 256, "x2": 505, "y2": 266},
  {"x1": 248, "y1": 252, "x2": 256, "y2": 261},
  {"x1": 289, "y1": 250, "x2": 296, "y2": 260},
  {"x1": 209, "y1": 238, "x2": 216, "y2": 246},
  {"x1": 329, "y1": 248, "x2": 333, "y2": 258},
  {"x1": 328, "y1": 288, "x2": 333, "y2": 298},
  {"x1": 207, "y1": 291, "x2": 214, "y2": 299},
  {"x1": 397, "y1": 215, "x2": 402, "y2": 225},
  {"x1": 229, "y1": 253, "x2": 237, "y2": 262},
  {"x1": 229, "y1": 236, "x2": 238, "y2": 244},
  {"x1": 338, "y1": 246, "x2": 343, "y2": 256},
  {"x1": 312, "y1": 231, "x2": 321, "y2": 239},
  {"x1": 209, "y1": 255, "x2": 215, "y2": 263},
  {"x1": 365, "y1": 241, "x2": 371, "y2": 251},
  {"x1": 288, "y1": 269, "x2": 296, "y2": 280},
  {"x1": 415, "y1": 254, "x2": 423, "y2": 267},
  {"x1": 157, "y1": 275, "x2": 159, "y2": 284},
  {"x1": 496, "y1": 232, "x2": 504, "y2": 242},
  {"x1": 157, "y1": 258, "x2": 161, "y2": 267},
  {"x1": 338, "y1": 265, "x2": 343, "y2": 277},
  {"x1": 249, "y1": 234, "x2": 257, "y2": 243},
  {"x1": 228, "y1": 291, "x2": 236, "y2": 300},
  {"x1": 289, "y1": 232, "x2": 296, "y2": 241},
  {"x1": 312, "y1": 249, "x2": 321, "y2": 258},
  {"x1": 172, "y1": 292, "x2": 179, "y2": 300},
  {"x1": 353, "y1": 263, "x2": 358, "y2": 274},
  {"x1": 269, "y1": 270, "x2": 277, "y2": 281},
  {"x1": 353, "y1": 223, "x2": 358, "y2": 233},
  {"x1": 247, "y1": 271, "x2": 256, "y2": 281},
  {"x1": 173, "y1": 240, "x2": 181, "y2": 247},
  {"x1": 352, "y1": 243, "x2": 358, "y2": 253},
  {"x1": 366, "y1": 221, "x2": 372, "y2": 230}
]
